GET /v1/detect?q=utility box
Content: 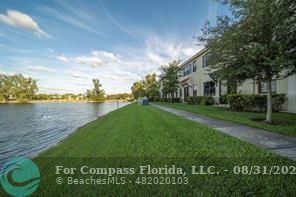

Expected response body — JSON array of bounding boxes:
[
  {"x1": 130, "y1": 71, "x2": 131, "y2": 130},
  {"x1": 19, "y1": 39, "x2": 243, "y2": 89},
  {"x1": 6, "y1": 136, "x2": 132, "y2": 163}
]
[{"x1": 138, "y1": 96, "x2": 149, "y2": 106}]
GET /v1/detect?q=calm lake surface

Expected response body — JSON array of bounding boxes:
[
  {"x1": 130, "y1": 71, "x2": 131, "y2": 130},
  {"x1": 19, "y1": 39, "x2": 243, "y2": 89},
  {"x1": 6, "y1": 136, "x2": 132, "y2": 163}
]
[{"x1": 0, "y1": 102, "x2": 129, "y2": 164}]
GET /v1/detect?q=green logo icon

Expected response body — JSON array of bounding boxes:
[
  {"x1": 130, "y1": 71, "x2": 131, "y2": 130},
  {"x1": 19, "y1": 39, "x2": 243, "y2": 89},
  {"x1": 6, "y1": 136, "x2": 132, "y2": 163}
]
[{"x1": 0, "y1": 157, "x2": 40, "y2": 197}]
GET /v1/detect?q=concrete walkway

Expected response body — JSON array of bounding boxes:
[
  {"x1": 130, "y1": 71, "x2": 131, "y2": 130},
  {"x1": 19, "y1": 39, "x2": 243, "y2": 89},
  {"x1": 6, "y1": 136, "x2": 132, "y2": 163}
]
[{"x1": 152, "y1": 104, "x2": 296, "y2": 160}]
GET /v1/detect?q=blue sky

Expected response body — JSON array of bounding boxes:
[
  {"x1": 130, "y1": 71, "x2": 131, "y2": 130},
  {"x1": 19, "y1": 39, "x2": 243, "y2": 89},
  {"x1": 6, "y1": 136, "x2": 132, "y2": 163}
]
[{"x1": 0, "y1": 0, "x2": 229, "y2": 94}]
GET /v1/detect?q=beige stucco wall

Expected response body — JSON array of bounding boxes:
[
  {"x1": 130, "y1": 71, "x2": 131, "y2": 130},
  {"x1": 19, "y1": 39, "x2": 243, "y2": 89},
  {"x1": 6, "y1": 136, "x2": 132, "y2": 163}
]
[
  {"x1": 178, "y1": 54, "x2": 219, "y2": 100},
  {"x1": 287, "y1": 75, "x2": 296, "y2": 112},
  {"x1": 277, "y1": 78, "x2": 288, "y2": 94},
  {"x1": 237, "y1": 80, "x2": 255, "y2": 94},
  {"x1": 234, "y1": 77, "x2": 296, "y2": 111},
  {"x1": 176, "y1": 48, "x2": 295, "y2": 111}
]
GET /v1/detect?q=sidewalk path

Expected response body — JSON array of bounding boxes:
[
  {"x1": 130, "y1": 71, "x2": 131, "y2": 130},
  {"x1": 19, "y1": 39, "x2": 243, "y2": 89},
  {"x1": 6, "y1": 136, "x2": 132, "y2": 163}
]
[{"x1": 152, "y1": 104, "x2": 296, "y2": 160}]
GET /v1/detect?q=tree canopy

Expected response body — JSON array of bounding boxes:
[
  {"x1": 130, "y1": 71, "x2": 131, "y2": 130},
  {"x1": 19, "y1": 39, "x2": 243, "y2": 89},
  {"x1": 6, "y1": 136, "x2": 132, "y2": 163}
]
[
  {"x1": 86, "y1": 79, "x2": 105, "y2": 102},
  {"x1": 0, "y1": 73, "x2": 38, "y2": 103},
  {"x1": 198, "y1": 0, "x2": 296, "y2": 122},
  {"x1": 131, "y1": 73, "x2": 159, "y2": 100},
  {"x1": 159, "y1": 60, "x2": 180, "y2": 103}
]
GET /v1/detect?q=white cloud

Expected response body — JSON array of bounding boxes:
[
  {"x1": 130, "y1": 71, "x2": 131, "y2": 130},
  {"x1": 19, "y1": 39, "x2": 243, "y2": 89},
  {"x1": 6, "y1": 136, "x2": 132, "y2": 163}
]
[
  {"x1": 90, "y1": 50, "x2": 119, "y2": 61},
  {"x1": 27, "y1": 65, "x2": 56, "y2": 73},
  {"x1": 0, "y1": 10, "x2": 49, "y2": 38},
  {"x1": 75, "y1": 50, "x2": 120, "y2": 67},
  {"x1": 57, "y1": 54, "x2": 69, "y2": 62},
  {"x1": 76, "y1": 56, "x2": 103, "y2": 67},
  {"x1": 12, "y1": 32, "x2": 201, "y2": 94},
  {"x1": 69, "y1": 71, "x2": 90, "y2": 79},
  {"x1": 65, "y1": 33, "x2": 201, "y2": 94},
  {"x1": 40, "y1": 6, "x2": 104, "y2": 36},
  {"x1": 144, "y1": 34, "x2": 198, "y2": 65},
  {"x1": 47, "y1": 48, "x2": 54, "y2": 53}
]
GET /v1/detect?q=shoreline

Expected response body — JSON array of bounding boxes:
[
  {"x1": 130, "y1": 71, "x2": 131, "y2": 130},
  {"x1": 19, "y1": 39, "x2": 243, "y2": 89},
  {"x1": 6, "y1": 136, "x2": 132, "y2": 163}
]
[
  {"x1": 0, "y1": 99, "x2": 131, "y2": 104},
  {"x1": 33, "y1": 102, "x2": 132, "y2": 158}
]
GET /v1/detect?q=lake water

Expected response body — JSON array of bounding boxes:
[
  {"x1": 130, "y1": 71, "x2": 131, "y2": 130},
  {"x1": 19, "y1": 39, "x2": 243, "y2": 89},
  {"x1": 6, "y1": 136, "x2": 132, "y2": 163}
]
[{"x1": 0, "y1": 102, "x2": 129, "y2": 164}]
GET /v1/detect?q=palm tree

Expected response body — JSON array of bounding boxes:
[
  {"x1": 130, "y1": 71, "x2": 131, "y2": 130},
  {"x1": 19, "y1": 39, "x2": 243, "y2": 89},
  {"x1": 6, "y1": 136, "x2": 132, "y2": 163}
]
[{"x1": 159, "y1": 60, "x2": 180, "y2": 103}]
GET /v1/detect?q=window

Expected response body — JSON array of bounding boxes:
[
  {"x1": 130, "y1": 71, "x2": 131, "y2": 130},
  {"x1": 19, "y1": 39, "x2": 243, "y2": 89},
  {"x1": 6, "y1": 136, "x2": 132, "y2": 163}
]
[
  {"x1": 178, "y1": 70, "x2": 183, "y2": 77},
  {"x1": 183, "y1": 64, "x2": 192, "y2": 76},
  {"x1": 193, "y1": 61, "x2": 197, "y2": 72},
  {"x1": 193, "y1": 84, "x2": 197, "y2": 96},
  {"x1": 179, "y1": 89, "x2": 182, "y2": 97},
  {"x1": 203, "y1": 81, "x2": 216, "y2": 96},
  {"x1": 202, "y1": 54, "x2": 209, "y2": 67},
  {"x1": 259, "y1": 81, "x2": 277, "y2": 93}
]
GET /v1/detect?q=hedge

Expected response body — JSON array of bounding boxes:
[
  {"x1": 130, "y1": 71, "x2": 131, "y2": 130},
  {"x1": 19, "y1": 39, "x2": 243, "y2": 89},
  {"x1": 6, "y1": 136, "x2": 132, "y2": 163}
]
[
  {"x1": 219, "y1": 95, "x2": 228, "y2": 104},
  {"x1": 154, "y1": 97, "x2": 181, "y2": 103},
  {"x1": 227, "y1": 94, "x2": 286, "y2": 112},
  {"x1": 187, "y1": 96, "x2": 215, "y2": 106}
]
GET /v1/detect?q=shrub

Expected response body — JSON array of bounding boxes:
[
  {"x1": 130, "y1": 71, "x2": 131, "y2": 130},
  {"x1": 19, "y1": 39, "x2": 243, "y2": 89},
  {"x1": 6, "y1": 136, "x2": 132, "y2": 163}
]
[
  {"x1": 157, "y1": 97, "x2": 181, "y2": 103},
  {"x1": 201, "y1": 96, "x2": 215, "y2": 105},
  {"x1": 227, "y1": 94, "x2": 286, "y2": 112},
  {"x1": 187, "y1": 96, "x2": 201, "y2": 104},
  {"x1": 195, "y1": 96, "x2": 203, "y2": 105},
  {"x1": 153, "y1": 97, "x2": 160, "y2": 102},
  {"x1": 156, "y1": 98, "x2": 165, "y2": 102},
  {"x1": 162, "y1": 98, "x2": 168, "y2": 102},
  {"x1": 187, "y1": 96, "x2": 194, "y2": 104},
  {"x1": 227, "y1": 94, "x2": 246, "y2": 111},
  {"x1": 172, "y1": 98, "x2": 181, "y2": 103},
  {"x1": 219, "y1": 95, "x2": 228, "y2": 104},
  {"x1": 187, "y1": 96, "x2": 214, "y2": 105},
  {"x1": 272, "y1": 94, "x2": 286, "y2": 111}
]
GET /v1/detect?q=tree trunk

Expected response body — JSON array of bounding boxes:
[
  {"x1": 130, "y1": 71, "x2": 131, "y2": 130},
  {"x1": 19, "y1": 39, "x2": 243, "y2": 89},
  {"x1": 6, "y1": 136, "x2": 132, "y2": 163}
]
[
  {"x1": 4, "y1": 96, "x2": 9, "y2": 103},
  {"x1": 265, "y1": 79, "x2": 273, "y2": 123},
  {"x1": 170, "y1": 92, "x2": 173, "y2": 103}
]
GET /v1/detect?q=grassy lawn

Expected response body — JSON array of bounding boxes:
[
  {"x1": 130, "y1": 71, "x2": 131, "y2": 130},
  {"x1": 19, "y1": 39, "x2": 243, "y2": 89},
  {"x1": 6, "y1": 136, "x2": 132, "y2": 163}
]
[
  {"x1": 2, "y1": 103, "x2": 294, "y2": 196},
  {"x1": 155, "y1": 102, "x2": 296, "y2": 137}
]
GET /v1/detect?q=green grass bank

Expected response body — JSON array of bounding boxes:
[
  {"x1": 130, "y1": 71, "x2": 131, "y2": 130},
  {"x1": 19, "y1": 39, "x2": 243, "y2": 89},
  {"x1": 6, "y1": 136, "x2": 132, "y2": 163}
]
[
  {"x1": 155, "y1": 102, "x2": 296, "y2": 137},
  {"x1": 2, "y1": 103, "x2": 293, "y2": 196}
]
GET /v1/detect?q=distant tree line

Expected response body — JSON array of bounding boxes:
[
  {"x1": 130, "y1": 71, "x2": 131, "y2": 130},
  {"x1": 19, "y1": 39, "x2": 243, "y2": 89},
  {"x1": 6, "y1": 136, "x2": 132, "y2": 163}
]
[
  {"x1": 33, "y1": 93, "x2": 85, "y2": 101},
  {"x1": 0, "y1": 74, "x2": 135, "y2": 103},
  {"x1": 106, "y1": 93, "x2": 133, "y2": 100},
  {"x1": 0, "y1": 74, "x2": 38, "y2": 103}
]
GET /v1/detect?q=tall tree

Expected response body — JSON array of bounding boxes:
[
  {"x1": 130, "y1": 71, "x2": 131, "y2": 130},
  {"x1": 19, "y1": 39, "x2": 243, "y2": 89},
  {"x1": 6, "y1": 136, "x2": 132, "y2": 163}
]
[
  {"x1": 131, "y1": 81, "x2": 145, "y2": 99},
  {"x1": 131, "y1": 73, "x2": 159, "y2": 100},
  {"x1": 15, "y1": 75, "x2": 38, "y2": 102},
  {"x1": 159, "y1": 60, "x2": 180, "y2": 103},
  {"x1": 143, "y1": 73, "x2": 159, "y2": 101},
  {"x1": 198, "y1": 0, "x2": 296, "y2": 123},
  {"x1": 86, "y1": 79, "x2": 105, "y2": 102}
]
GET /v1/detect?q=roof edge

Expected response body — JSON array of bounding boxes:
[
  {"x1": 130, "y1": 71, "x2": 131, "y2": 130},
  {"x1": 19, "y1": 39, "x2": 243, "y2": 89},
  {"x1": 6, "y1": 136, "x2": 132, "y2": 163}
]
[{"x1": 178, "y1": 47, "x2": 208, "y2": 70}]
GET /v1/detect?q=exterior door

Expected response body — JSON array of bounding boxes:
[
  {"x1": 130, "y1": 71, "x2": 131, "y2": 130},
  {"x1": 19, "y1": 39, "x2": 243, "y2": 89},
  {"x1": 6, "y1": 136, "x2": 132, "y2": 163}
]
[{"x1": 184, "y1": 87, "x2": 189, "y2": 101}]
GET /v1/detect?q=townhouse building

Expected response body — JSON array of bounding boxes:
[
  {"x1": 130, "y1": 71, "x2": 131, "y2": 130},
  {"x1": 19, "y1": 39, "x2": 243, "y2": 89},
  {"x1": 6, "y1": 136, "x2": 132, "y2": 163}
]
[{"x1": 160, "y1": 48, "x2": 296, "y2": 112}]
